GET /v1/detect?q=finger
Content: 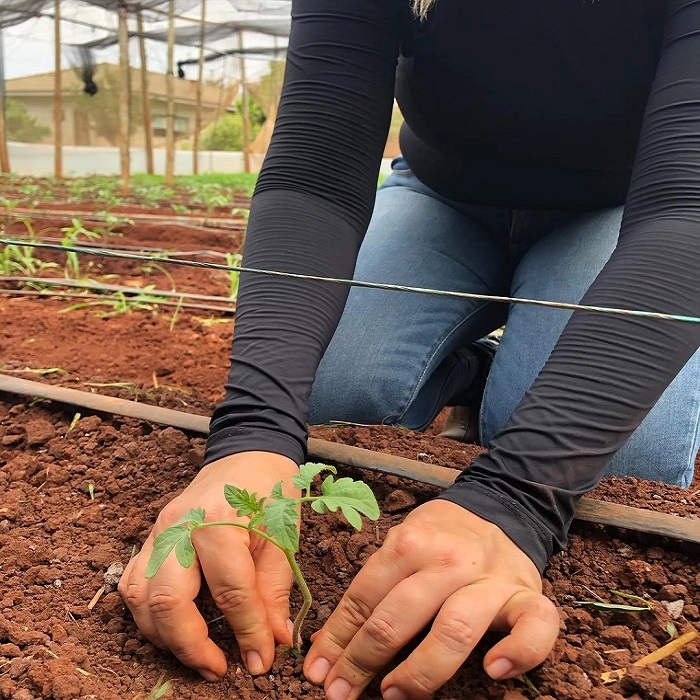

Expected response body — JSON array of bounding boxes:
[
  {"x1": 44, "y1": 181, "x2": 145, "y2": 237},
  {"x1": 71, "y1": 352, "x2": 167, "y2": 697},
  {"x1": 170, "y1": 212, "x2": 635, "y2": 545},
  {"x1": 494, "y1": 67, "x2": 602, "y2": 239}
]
[
  {"x1": 483, "y1": 590, "x2": 560, "y2": 680},
  {"x1": 119, "y1": 534, "x2": 166, "y2": 649},
  {"x1": 193, "y1": 525, "x2": 276, "y2": 675},
  {"x1": 144, "y1": 547, "x2": 229, "y2": 680},
  {"x1": 320, "y1": 572, "x2": 456, "y2": 700},
  {"x1": 380, "y1": 584, "x2": 504, "y2": 699},
  {"x1": 253, "y1": 536, "x2": 294, "y2": 645},
  {"x1": 304, "y1": 535, "x2": 416, "y2": 684}
]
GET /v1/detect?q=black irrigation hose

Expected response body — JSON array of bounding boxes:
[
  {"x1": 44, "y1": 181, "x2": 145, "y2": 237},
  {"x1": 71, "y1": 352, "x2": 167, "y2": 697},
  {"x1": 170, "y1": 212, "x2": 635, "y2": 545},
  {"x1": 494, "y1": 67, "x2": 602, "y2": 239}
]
[
  {"x1": 0, "y1": 373, "x2": 698, "y2": 545},
  {"x1": 2, "y1": 238, "x2": 699, "y2": 324},
  {"x1": 0, "y1": 277, "x2": 237, "y2": 305}
]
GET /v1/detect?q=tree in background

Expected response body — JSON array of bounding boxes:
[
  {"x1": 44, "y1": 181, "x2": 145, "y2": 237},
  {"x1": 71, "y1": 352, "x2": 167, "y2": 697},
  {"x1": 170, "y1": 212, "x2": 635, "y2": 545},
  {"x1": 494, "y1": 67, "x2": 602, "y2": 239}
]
[
  {"x1": 5, "y1": 98, "x2": 51, "y2": 142},
  {"x1": 200, "y1": 95, "x2": 265, "y2": 151}
]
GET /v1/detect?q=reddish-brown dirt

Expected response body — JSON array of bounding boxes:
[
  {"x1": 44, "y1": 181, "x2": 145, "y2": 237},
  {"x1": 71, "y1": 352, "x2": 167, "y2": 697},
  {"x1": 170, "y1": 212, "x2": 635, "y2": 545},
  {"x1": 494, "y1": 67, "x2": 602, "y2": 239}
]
[{"x1": 1, "y1": 198, "x2": 699, "y2": 699}]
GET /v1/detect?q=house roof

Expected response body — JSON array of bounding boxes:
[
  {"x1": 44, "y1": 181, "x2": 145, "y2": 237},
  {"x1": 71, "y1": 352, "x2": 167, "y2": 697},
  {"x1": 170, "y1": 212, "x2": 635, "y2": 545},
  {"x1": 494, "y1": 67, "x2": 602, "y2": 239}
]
[{"x1": 6, "y1": 63, "x2": 235, "y2": 108}]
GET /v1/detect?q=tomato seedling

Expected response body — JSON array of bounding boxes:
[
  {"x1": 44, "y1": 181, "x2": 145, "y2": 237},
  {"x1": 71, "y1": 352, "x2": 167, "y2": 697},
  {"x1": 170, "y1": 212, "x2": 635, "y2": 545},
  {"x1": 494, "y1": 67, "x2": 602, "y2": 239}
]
[{"x1": 145, "y1": 462, "x2": 380, "y2": 648}]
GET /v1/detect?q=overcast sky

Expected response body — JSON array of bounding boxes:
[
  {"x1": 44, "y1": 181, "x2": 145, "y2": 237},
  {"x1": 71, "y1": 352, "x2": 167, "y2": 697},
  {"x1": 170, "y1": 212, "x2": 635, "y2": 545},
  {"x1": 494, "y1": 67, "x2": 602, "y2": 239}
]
[{"x1": 3, "y1": 1, "x2": 282, "y2": 83}]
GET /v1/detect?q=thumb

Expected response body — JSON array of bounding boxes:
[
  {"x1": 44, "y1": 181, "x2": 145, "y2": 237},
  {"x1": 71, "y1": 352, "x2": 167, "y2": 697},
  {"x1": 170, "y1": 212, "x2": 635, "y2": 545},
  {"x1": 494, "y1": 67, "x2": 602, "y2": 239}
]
[{"x1": 254, "y1": 539, "x2": 294, "y2": 645}]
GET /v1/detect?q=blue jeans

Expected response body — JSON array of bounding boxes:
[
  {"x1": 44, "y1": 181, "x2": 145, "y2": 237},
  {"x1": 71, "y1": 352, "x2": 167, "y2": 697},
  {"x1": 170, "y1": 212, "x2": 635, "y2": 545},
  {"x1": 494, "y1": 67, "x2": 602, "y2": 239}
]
[{"x1": 308, "y1": 158, "x2": 700, "y2": 487}]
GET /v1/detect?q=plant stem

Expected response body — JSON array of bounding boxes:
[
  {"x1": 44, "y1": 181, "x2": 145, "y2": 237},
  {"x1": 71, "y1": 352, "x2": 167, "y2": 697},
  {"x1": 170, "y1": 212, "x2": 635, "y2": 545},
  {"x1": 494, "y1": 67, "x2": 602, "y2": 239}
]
[
  {"x1": 195, "y1": 521, "x2": 311, "y2": 647},
  {"x1": 285, "y1": 549, "x2": 312, "y2": 649}
]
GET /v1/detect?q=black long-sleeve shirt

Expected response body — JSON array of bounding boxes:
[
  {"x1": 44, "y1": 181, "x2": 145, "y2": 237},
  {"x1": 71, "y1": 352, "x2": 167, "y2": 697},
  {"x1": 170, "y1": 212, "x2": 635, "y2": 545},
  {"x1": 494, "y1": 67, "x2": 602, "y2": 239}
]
[{"x1": 205, "y1": 0, "x2": 700, "y2": 572}]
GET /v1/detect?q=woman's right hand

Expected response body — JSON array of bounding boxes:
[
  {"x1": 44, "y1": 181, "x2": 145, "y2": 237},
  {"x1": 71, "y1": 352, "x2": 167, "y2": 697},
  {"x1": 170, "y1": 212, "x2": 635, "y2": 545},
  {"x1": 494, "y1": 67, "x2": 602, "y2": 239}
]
[{"x1": 119, "y1": 451, "x2": 301, "y2": 681}]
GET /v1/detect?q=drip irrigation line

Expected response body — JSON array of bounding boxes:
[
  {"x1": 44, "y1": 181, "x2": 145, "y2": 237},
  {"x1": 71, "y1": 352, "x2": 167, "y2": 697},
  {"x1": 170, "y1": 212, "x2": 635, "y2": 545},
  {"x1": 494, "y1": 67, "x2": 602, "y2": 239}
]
[
  {"x1": 4, "y1": 207, "x2": 248, "y2": 232},
  {"x1": 0, "y1": 276, "x2": 236, "y2": 304},
  {"x1": 0, "y1": 288, "x2": 235, "y2": 314},
  {"x1": 2, "y1": 238, "x2": 699, "y2": 324},
  {"x1": 0, "y1": 373, "x2": 698, "y2": 545},
  {"x1": 1, "y1": 238, "x2": 230, "y2": 259}
]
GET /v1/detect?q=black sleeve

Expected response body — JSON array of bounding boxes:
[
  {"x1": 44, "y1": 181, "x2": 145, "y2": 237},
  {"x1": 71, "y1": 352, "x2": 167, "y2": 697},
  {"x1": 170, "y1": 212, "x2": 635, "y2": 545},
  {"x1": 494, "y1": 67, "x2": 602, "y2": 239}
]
[
  {"x1": 438, "y1": 0, "x2": 700, "y2": 572},
  {"x1": 204, "y1": 0, "x2": 402, "y2": 466}
]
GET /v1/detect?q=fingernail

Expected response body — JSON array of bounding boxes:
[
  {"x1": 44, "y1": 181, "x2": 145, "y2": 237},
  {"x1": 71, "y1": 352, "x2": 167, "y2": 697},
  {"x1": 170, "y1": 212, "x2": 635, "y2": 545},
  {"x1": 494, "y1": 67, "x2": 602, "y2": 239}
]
[
  {"x1": 383, "y1": 687, "x2": 408, "y2": 700},
  {"x1": 246, "y1": 650, "x2": 265, "y2": 675},
  {"x1": 200, "y1": 669, "x2": 221, "y2": 682},
  {"x1": 305, "y1": 656, "x2": 331, "y2": 683},
  {"x1": 287, "y1": 618, "x2": 295, "y2": 638},
  {"x1": 485, "y1": 657, "x2": 515, "y2": 679},
  {"x1": 327, "y1": 677, "x2": 352, "y2": 700}
]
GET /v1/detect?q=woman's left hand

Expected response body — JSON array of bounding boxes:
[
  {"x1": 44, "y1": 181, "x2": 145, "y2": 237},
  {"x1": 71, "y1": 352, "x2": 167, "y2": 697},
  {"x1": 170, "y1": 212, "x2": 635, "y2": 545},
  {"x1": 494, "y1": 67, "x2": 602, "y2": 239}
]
[{"x1": 303, "y1": 500, "x2": 560, "y2": 700}]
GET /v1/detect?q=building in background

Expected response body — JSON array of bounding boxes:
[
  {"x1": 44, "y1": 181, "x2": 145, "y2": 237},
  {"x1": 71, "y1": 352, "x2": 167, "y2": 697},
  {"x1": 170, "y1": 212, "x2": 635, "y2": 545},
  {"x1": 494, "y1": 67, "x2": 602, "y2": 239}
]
[{"x1": 5, "y1": 63, "x2": 237, "y2": 148}]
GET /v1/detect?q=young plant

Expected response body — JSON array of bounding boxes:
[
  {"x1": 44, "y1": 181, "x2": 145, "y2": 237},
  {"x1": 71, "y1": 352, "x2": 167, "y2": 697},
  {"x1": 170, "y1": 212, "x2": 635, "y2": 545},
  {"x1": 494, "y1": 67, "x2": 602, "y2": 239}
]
[
  {"x1": 146, "y1": 463, "x2": 380, "y2": 648},
  {"x1": 225, "y1": 252, "x2": 243, "y2": 300},
  {"x1": 61, "y1": 218, "x2": 100, "y2": 279}
]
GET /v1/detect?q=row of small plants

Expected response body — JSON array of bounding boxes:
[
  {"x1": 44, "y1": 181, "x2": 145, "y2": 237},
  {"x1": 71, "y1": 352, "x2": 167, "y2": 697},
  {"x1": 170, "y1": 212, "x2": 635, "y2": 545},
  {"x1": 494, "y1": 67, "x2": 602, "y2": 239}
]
[
  {"x1": 0, "y1": 173, "x2": 256, "y2": 215},
  {"x1": 0, "y1": 214, "x2": 244, "y2": 318}
]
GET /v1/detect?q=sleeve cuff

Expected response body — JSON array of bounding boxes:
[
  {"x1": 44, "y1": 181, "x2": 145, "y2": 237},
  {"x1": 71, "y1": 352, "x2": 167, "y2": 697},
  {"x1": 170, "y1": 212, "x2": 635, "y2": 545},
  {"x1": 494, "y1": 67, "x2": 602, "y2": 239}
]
[{"x1": 203, "y1": 426, "x2": 306, "y2": 468}]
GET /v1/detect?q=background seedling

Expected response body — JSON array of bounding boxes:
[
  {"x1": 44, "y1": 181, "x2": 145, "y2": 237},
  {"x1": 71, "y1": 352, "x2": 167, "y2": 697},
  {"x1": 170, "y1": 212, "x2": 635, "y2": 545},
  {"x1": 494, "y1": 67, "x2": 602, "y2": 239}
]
[
  {"x1": 146, "y1": 463, "x2": 380, "y2": 648},
  {"x1": 144, "y1": 675, "x2": 172, "y2": 700},
  {"x1": 224, "y1": 252, "x2": 243, "y2": 300}
]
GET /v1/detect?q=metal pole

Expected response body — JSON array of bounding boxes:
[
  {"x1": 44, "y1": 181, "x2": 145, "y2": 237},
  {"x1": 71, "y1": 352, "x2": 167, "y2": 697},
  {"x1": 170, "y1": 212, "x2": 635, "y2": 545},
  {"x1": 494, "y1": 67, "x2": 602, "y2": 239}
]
[
  {"x1": 192, "y1": 0, "x2": 207, "y2": 175},
  {"x1": 117, "y1": 1, "x2": 131, "y2": 194},
  {"x1": 136, "y1": 10, "x2": 154, "y2": 175},
  {"x1": 165, "y1": 0, "x2": 176, "y2": 186},
  {"x1": 54, "y1": 0, "x2": 63, "y2": 179}
]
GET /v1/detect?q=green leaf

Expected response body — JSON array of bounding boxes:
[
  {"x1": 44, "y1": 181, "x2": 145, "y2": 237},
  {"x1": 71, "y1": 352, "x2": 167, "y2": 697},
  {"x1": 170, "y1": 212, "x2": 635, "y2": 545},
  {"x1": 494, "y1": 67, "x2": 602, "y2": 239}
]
[
  {"x1": 610, "y1": 590, "x2": 652, "y2": 608},
  {"x1": 224, "y1": 485, "x2": 265, "y2": 518},
  {"x1": 263, "y1": 497, "x2": 300, "y2": 552},
  {"x1": 310, "y1": 499, "x2": 328, "y2": 515},
  {"x1": 173, "y1": 508, "x2": 205, "y2": 529},
  {"x1": 573, "y1": 601, "x2": 650, "y2": 612},
  {"x1": 145, "y1": 509, "x2": 204, "y2": 577},
  {"x1": 292, "y1": 462, "x2": 337, "y2": 492},
  {"x1": 146, "y1": 526, "x2": 191, "y2": 578},
  {"x1": 175, "y1": 531, "x2": 196, "y2": 568},
  {"x1": 270, "y1": 481, "x2": 284, "y2": 500},
  {"x1": 316, "y1": 475, "x2": 380, "y2": 531}
]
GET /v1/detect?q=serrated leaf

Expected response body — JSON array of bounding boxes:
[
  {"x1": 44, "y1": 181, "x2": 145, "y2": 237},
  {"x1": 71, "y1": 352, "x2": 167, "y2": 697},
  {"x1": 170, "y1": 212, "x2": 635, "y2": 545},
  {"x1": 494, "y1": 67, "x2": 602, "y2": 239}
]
[
  {"x1": 291, "y1": 462, "x2": 337, "y2": 492},
  {"x1": 224, "y1": 485, "x2": 265, "y2": 518},
  {"x1": 173, "y1": 508, "x2": 205, "y2": 529},
  {"x1": 263, "y1": 497, "x2": 300, "y2": 552},
  {"x1": 175, "y1": 531, "x2": 196, "y2": 568},
  {"x1": 271, "y1": 481, "x2": 284, "y2": 500},
  {"x1": 316, "y1": 475, "x2": 380, "y2": 531},
  {"x1": 146, "y1": 526, "x2": 191, "y2": 578}
]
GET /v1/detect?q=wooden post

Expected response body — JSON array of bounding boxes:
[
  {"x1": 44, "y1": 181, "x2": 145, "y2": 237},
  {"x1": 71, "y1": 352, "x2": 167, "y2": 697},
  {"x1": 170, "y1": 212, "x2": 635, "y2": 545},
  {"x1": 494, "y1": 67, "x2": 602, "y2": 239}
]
[
  {"x1": 136, "y1": 10, "x2": 154, "y2": 175},
  {"x1": 192, "y1": 0, "x2": 207, "y2": 175},
  {"x1": 0, "y1": 28, "x2": 10, "y2": 174},
  {"x1": 165, "y1": 0, "x2": 176, "y2": 186},
  {"x1": 54, "y1": 0, "x2": 63, "y2": 179},
  {"x1": 117, "y1": 1, "x2": 131, "y2": 194},
  {"x1": 238, "y1": 31, "x2": 251, "y2": 173},
  {"x1": 0, "y1": 96, "x2": 9, "y2": 175}
]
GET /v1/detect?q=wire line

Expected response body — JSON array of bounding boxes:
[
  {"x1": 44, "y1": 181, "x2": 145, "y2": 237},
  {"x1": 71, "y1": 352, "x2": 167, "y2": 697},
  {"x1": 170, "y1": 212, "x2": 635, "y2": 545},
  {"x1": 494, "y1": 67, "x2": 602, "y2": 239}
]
[{"x1": 1, "y1": 238, "x2": 698, "y2": 324}]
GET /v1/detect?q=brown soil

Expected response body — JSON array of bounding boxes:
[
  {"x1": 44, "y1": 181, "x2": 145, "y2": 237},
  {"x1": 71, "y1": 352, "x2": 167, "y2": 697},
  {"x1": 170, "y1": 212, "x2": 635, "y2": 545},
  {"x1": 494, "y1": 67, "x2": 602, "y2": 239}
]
[{"x1": 1, "y1": 198, "x2": 699, "y2": 700}]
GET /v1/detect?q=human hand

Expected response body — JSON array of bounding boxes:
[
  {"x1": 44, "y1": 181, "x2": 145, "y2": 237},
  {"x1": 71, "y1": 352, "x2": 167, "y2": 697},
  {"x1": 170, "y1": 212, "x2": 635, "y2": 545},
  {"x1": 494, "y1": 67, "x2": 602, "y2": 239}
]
[
  {"x1": 303, "y1": 499, "x2": 559, "y2": 700},
  {"x1": 119, "y1": 451, "x2": 300, "y2": 681}
]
